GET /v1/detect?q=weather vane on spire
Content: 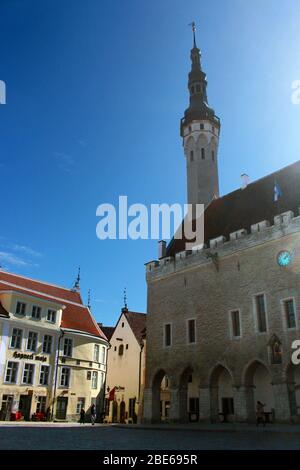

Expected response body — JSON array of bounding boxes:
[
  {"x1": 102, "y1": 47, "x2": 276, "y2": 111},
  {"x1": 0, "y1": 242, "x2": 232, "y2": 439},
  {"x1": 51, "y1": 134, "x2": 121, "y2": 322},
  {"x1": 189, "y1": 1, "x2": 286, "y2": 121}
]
[
  {"x1": 87, "y1": 289, "x2": 91, "y2": 309},
  {"x1": 73, "y1": 266, "x2": 81, "y2": 291},
  {"x1": 188, "y1": 21, "x2": 197, "y2": 48},
  {"x1": 123, "y1": 287, "x2": 128, "y2": 311}
]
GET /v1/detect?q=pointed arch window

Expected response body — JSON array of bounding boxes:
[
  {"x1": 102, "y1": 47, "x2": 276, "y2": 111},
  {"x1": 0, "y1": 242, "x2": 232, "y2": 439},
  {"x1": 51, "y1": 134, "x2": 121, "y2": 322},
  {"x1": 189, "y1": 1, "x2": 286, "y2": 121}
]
[
  {"x1": 190, "y1": 150, "x2": 194, "y2": 162},
  {"x1": 212, "y1": 150, "x2": 215, "y2": 161},
  {"x1": 118, "y1": 344, "x2": 124, "y2": 356},
  {"x1": 201, "y1": 148, "x2": 205, "y2": 160}
]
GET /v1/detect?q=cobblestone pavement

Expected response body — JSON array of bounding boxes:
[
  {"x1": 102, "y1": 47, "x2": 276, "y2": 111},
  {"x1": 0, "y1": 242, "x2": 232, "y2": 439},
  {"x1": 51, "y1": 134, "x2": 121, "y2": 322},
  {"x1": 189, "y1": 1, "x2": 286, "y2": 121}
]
[{"x1": 0, "y1": 423, "x2": 300, "y2": 450}]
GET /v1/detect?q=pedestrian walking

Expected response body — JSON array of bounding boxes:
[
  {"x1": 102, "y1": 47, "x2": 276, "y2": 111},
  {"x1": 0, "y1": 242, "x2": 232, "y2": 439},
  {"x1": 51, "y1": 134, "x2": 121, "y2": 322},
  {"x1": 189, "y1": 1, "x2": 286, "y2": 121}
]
[
  {"x1": 256, "y1": 401, "x2": 266, "y2": 427},
  {"x1": 80, "y1": 407, "x2": 85, "y2": 424},
  {"x1": 91, "y1": 403, "x2": 96, "y2": 425}
]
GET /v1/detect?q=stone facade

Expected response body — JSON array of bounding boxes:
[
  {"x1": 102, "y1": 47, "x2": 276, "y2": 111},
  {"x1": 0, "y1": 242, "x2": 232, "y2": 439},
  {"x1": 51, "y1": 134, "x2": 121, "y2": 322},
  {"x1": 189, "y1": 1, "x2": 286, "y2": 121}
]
[{"x1": 144, "y1": 214, "x2": 300, "y2": 423}]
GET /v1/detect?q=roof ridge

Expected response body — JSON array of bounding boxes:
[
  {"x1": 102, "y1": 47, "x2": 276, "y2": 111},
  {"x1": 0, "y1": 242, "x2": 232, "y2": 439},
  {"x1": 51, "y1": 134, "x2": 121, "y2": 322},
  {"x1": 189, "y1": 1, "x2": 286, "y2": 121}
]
[{"x1": 0, "y1": 269, "x2": 80, "y2": 297}]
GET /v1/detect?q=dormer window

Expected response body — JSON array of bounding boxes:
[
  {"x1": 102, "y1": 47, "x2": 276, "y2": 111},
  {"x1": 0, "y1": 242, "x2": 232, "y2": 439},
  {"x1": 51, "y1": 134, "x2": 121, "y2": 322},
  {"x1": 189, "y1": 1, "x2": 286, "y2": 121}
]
[
  {"x1": 31, "y1": 305, "x2": 41, "y2": 320},
  {"x1": 16, "y1": 301, "x2": 26, "y2": 316}
]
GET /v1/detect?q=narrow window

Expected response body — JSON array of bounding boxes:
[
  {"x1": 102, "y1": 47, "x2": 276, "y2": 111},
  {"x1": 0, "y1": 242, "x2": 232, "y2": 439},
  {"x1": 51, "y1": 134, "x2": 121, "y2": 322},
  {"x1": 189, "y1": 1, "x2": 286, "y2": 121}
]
[
  {"x1": 39, "y1": 365, "x2": 50, "y2": 385},
  {"x1": 190, "y1": 150, "x2": 194, "y2": 162},
  {"x1": 101, "y1": 346, "x2": 106, "y2": 363},
  {"x1": 200, "y1": 123, "x2": 204, "y2": 130},
  {"x1": 94, "y1": 344, "x2": 100, "y2": 362},
  {"x1": 5, "y1": 361, "x2": 18, "y2": 383},
  {"x1": 118, "y1": 344, "x2": 124, "y2": 356},
  {"x1": 284, "y1": 299, "x2": 296, "y2": 329},
  {"x1": 10, "y1": 328, "x2": 23, "y2": 349},
  {"x1": 196, "y1": 84, "x2": 201, "y2": 93},
  {"x1": 187, "y1": 319, "x2": 196, "y2": 344},
  {"x1": 16, "y1": 301, "x2": 26, "y2": 316},
  {"x1": 189, "y1": 125, "x2": 192, "y2": 133},
  {"x1": 47, "y1": 309, "x2": 56, "y2": 323},
  {"x1": 22, "y1": 363, "x2": 35, "y2": 385},
  {"x1": 91, "y1": 371, "x2": 98, "y2": 389},
  {"x1": 36, "y1": 396, "x2": 47, "y2": 413},
  {"x1": 191, "y1": 86, "x2": 195, "y2": 94},
  {"x1": 255, "y1": 294, "x2": 267, "y2": 332},
  {"x1": 27, "y1": 331, "x2": 38, "y2": 352},
  {"x1": 231, "y1": 310, "x2": 241, "y2": 337},
  {"x1": 63, "y1": 338, "x2": 73, "y2": 357},
  {"x1": 212, "y1": 150, "x2": 215, "y2": 161},
  {"x1": 201, "y1": 148, "x2": 205, "y2": 159},
  {"x1": 43, "y1": 335, "x2": 53, "y2": 354},
  {"x1": 76, "y1": 398, "x2": 85, "y2": 414},
  {"x1": 31, "y1": 305, "x2": 41, "y2": 320},
  {"x1": 60, "y1": 367, "x2": 70, "y2": 387},
  {"x1": 164, "y1": 324, "x2": 172, "y2": 347}
]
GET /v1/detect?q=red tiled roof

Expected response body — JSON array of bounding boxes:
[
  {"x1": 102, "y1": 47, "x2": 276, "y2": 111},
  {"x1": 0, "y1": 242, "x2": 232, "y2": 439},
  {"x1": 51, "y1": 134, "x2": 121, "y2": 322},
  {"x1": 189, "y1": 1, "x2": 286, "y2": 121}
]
[
  {"x1": 167, "y1": 160, "x2": 300, "y2": 256},
  {"x1": 124, "y1": 311, "x2": 147, "y2": 343},
  {"x1": 0, "y1": 270, "x2": 107, "y2": 340}
]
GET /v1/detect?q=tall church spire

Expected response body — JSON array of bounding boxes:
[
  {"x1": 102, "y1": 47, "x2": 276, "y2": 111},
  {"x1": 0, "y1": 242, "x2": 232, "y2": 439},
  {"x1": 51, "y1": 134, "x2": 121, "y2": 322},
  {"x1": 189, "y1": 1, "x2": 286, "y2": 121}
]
[{"x1": 180, "y1": 24, "x2": 221, "y2": 207}]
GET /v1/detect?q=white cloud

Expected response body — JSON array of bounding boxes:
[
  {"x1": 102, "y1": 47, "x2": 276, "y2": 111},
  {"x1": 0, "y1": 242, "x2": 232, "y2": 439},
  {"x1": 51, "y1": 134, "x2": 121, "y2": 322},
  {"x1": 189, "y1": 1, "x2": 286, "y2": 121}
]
[
  {"x1": 54, "y1": 152, "x2": 75, "y2": 173},
  {"x1": 13, "y1": 244, "x2": 42, "y2": 258},
  {"x1": 0, "y1": 251, "x2": 33, "y2": 267}
]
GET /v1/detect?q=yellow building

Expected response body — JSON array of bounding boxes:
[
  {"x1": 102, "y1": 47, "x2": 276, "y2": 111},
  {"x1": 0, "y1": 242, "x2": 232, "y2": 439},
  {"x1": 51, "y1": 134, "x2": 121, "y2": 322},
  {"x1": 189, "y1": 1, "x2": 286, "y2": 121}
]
[
  {"x1": 103, "y1": 308, "x2": 146, "y2": 423},
  {"x1": 0, "y1": 270, "x2": 109, "y2": 422}
]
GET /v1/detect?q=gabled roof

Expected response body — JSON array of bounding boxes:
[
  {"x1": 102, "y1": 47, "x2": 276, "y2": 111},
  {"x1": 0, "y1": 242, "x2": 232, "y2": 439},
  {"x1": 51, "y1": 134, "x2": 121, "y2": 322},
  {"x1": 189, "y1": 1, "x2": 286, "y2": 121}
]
[
  {"x1": 0, "y1": 270, "x2": 107, "y2": 340},
  {"x1": 123, "y1": 310, "x2": 146, "y2": 344},
  {"x1": 0, "y1": 301, "x2": 9, "y2": 317},
  {"x1": 167, "y1": 160, "x2": 300, "y2": 256}
]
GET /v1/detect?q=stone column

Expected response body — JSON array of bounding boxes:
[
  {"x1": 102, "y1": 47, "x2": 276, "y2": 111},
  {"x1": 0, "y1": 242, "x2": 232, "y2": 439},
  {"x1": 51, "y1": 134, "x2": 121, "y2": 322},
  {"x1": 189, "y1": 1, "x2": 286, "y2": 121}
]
[
  {"x1": 142, "y1": 387, "x2": 154, "y2": 424},
  {"x1": 233, "y1": 386, "x2": 250, "y2": 422},
  {"x1": 198, "y1": 387, "x2": 211, "y2": 422},
  {"x1": 210, "y1": 386, "x2": 219, "y2": 423},
  {"x1": 169, "y1": 388, "x2": 181, "y2": 423},
  {"x1": 272, "y1": 382, "x2": 292, "y2": 422}
]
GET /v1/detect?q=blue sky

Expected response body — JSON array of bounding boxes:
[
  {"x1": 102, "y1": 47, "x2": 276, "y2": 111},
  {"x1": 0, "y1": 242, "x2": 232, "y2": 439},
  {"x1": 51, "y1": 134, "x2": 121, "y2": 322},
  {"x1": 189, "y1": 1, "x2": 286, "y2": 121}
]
[{"x1": 0, "y1": 0, "x2": 299, "y2": 325}]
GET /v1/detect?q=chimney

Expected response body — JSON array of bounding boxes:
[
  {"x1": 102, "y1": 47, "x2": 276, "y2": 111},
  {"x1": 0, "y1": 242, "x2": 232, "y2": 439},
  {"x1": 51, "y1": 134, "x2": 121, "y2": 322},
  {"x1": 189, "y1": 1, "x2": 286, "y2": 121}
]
[
  {"x1": 158, "y1": 240, "x2": 167, "y2": 259},
  {"x1": 241, "y1": 173, "x2": 250, "y2": 189}
]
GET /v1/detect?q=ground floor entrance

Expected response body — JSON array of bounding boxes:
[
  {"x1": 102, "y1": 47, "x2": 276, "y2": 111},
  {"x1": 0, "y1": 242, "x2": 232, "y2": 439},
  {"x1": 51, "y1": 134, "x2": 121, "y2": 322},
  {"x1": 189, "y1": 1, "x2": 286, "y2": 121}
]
[
  {"x1": 19, "y1": 394, "x2": 33, "y2": 421},
  {"x1": 56, "y1": 397, "x2": 68, "y2": 420}
]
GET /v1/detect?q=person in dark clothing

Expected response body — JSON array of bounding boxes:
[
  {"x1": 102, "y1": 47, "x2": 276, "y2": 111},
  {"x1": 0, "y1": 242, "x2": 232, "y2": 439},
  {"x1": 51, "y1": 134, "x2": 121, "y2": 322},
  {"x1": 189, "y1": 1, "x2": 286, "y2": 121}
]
[
  {"x1": 256, "y1": 401, "x2": 266, "y2": 427},
  {"x1": 79, "y1": 408, "x2": 85, "y2": 424},
  {"x1": 91, "y1": 404, "x2": 96, "y2": 425}
]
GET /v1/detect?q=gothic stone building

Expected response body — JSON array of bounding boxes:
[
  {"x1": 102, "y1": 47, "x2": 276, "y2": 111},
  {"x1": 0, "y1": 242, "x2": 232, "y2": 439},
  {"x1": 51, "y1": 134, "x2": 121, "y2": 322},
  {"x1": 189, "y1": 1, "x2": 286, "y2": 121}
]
[{"x1": 143, "y1": 32, "x2": 300, "y2": 423}]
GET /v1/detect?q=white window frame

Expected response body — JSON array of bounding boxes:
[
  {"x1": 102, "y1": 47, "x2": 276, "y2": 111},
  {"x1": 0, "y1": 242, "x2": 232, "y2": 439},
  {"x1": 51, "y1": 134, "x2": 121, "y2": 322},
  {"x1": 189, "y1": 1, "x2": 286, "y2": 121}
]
[
  {"x1": 39, "y1": 364, "x2": 50, "y2": 386},
  {"x1": 26, "y1": 330, "x2": 39, "y2": 352},
  {"x1": 46, "y1": 309, "x2": 57, "y2": 323},
  {"x1": 10, "y1": 327, "x2": 23, "y2": 349},
  {"x1": 228, "y1": 309, "x2": 242, "y2": 339},
  {"x1": 22, "y1": 363, "x2": 35, "y2": 385},
  {"x1": 253, "y1": 292, "x2": 268, "y2": 334},
  {"x1": 186, "y1": 318, "x2": 196, "y2": 344},
  {"x1": 76, "y1": 397, "x2": 85, "y2": 414},
  {"x1": 31, "y1": 305, "x2": 42, "y2": 320},
  {"x1": 94, "y1": 344, "x2": 100, "y2": 362},
  {"x1": 59, "y1": 366, "x2": 71, "y2": 388},
  {"x1": 281, "y1": 297, "x2": 298, "y2": 330},
  {"x1": 42, "y1": 334, "x2": 53, "y2": 354},
  {"x1": 91, "y1": 371, "x2": 98, "y2": 389},
  {"x1": 163, "y1": 322, "x2": 172, "y2": 348},
  {"x1": 101, "y1": 346, "x2": 106, "y2": 364},
  {"x1": 15, "y1": 301, "x2": 26, "y2": 316},
  {"x1": 63, "y1": 337, "x2": 73, "y2": 357},
  {"x1": 4, "y1": 361, "x2": 19, "y2": 384}
]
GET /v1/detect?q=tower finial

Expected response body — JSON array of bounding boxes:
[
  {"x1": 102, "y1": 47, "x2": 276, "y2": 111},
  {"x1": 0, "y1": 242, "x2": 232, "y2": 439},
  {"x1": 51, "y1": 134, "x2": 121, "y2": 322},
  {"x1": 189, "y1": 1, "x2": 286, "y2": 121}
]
[
  {"x1": 87, "y1": 289, "x2": 91, "y2": 309},
  {"x1": 189, "y1": 21, "x2": 197, "y2": 48},
  {"x1": 122, "y1": 287, "x2": 128, "y2": 312},
  {"x1": 73, "y1": 266, "x2": 81, "y2": 292}
]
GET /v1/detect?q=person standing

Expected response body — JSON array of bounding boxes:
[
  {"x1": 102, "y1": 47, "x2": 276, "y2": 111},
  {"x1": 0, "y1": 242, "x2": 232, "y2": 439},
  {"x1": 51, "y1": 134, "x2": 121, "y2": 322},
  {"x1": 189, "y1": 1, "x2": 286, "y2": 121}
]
[
  {"x1": 80, "y1": 407, "x2": 85, "y2": 424},
  {"x1": 256, "y1": 401, "x2": 266, "y2": 427},
  {"x1": 91, "y1": 403, "x2": 96, "y2": 425}
]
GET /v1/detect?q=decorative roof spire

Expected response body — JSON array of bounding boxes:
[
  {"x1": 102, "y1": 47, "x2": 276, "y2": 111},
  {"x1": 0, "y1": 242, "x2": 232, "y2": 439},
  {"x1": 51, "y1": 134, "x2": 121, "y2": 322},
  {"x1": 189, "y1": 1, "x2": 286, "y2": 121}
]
[
  {"x1": 122, "y1": 287, "x2": 128, "y2": 313},
  {"x1": 72, "y1": 266, "x2": 81, "y2": 292},
  {"x1": 189, "y1": 21, "x2": 197, "y2": 48},
  {"x1": 87, "y1": 289, "x2": 91, "y2": 309}
]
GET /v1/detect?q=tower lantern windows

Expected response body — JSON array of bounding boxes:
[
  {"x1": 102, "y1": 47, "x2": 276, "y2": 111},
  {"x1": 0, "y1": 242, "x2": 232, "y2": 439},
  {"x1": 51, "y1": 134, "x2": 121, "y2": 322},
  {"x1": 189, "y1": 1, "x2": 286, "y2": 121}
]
[
  {"x1": 196, "y1": 84, "x2": 201, "y2": 93},
  {"x1": 200, "y1": 123, "x2": 204, "y2": 130},
  {"x1": 191, "y1": 86, "x2": 195, "y2": 94}
]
